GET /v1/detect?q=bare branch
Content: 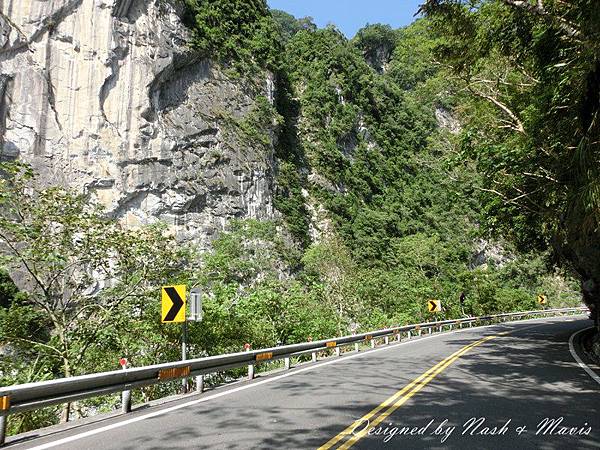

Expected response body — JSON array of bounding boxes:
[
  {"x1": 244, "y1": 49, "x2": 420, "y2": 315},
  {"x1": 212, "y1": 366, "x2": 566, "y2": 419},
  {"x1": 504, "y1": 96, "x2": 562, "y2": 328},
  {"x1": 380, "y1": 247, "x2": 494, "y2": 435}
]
[
  {"x1": 46, "y1": 258, "x2": 93, "y2": 293},
  {"x1": 471, "y1": 77, "x2": 536, "y2": 88},
  {"x1": 501, "y1": 0, "x2": 581, "y2": 39},
  {"x1": 0, "y1": 230, "x2": 51, "y2": 299},
  {"x1": 523, "y1": 172, "x2": 559, "y2": 183},
  {"x1": 3, "y1": 335, "x2": 64, "y2": 358},
  {"x1": 474, "y1": 185, "x2": 543, "y2": 215},
  {"x1": 475, "y1": 186, "x2": 509, "y2": 199},
  {"x1": 468, "y1": 86, "x2": 526, "y2": 134},
  {"x1": 65, "y1": 277, "x2": 144, "y2": 331}
]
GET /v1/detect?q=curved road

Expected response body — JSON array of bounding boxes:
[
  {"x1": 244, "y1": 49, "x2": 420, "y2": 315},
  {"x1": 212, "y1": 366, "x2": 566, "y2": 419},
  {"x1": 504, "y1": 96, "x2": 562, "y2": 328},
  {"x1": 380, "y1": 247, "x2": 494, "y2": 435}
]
[{"x1": 7, "y1": 316, "x2": 600, "y2": 449}]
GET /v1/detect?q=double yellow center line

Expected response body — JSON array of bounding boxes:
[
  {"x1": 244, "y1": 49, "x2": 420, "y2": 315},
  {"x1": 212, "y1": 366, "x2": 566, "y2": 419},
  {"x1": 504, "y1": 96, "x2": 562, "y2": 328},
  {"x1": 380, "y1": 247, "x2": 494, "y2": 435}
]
[{"x1": 319, "y1": 333, "x2": 506, "y2": 449}]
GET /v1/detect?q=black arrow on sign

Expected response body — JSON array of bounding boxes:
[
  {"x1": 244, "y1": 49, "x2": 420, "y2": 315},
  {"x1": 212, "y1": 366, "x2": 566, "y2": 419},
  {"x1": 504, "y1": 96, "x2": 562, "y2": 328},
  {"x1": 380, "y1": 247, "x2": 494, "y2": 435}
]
[
  {"x1": 428, "y1": 300, "x2": 437, "y2": 311},
  {"x1": 164, "y1": 287, "x2": 184, "y2": 322}
]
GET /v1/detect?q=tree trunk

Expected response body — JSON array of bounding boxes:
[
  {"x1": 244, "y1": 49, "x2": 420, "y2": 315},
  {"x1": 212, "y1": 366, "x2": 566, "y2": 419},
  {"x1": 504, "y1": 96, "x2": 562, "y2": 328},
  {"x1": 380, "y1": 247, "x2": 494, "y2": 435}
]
[
  {"x1": 581, "y1": 278, "x2": 600, "y2": 331},
  {"x1": 60, "y1": 353, "x2": 72, "y2": 423},
  {"x1": 579, "y1": 276, "x2": 600, "y2": 361}
]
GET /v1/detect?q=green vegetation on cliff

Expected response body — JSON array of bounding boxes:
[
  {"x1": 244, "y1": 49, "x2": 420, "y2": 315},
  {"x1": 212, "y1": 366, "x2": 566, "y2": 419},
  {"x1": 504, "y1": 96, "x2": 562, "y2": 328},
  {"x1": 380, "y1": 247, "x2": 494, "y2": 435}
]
[
  {"x1": 420, "y1": 0, "x2": 600, "y2": 325},
  {"x1": 183, "y1": 0, "x2": 282, "y2": 72}
]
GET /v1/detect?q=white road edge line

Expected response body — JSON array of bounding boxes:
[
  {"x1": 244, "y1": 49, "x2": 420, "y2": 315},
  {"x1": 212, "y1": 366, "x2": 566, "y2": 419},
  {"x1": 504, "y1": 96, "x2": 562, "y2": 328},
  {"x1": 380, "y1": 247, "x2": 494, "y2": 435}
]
[
  {"x1": 22, "y1": 314, "x2": 584, "y2": 450},
  {"x1": 568, "y1": 326, "x2": 600, "y2": 386}
]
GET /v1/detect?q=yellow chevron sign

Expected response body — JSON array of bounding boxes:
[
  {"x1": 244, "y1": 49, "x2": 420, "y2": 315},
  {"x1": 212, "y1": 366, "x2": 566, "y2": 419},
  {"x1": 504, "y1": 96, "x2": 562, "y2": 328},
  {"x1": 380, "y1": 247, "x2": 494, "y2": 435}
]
[
  {"x1": 161, "y1": 285, "x2": 186, "y2": 323},
  {"x1": 428, "y1": 299, "x2": 442, "y2": 313},
  {"x1": 538, "y1": 294, "x2": 548, "y2": 305}
]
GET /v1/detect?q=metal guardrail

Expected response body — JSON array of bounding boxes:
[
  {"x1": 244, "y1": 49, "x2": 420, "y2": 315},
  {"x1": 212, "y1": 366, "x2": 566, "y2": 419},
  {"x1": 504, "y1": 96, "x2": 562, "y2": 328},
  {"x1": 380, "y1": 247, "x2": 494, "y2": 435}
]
[{"x1": 0, "y1": 307, "x2": 587, "y2": 444}]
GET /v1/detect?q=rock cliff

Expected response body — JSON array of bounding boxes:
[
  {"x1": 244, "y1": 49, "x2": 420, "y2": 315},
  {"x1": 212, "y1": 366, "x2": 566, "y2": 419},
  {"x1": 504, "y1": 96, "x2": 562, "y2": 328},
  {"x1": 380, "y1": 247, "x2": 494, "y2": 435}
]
[{"x1": 0, "y1": 0, "x2": 277, "y2": 245}]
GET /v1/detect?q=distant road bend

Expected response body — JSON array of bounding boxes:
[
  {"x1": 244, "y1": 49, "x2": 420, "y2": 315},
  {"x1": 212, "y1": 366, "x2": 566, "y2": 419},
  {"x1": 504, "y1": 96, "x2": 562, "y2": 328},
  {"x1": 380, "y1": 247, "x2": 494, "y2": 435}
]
[{"x1": 7, "y1": 315, "x2": 600, "y2": 449}]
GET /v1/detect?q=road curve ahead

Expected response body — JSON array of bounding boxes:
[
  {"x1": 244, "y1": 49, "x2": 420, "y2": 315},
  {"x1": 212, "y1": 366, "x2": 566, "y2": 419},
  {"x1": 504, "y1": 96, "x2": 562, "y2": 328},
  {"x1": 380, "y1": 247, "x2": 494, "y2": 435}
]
[{"x1": 7, "y1": 316, "x2": 599, "y2": 450}]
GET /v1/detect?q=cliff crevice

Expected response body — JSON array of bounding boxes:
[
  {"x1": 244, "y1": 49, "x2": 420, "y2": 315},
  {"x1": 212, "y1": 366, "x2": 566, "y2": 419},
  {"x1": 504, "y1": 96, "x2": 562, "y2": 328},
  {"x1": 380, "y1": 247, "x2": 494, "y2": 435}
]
[{"x1": 0, "y1": 0, "x2": 278, "y2": 246}]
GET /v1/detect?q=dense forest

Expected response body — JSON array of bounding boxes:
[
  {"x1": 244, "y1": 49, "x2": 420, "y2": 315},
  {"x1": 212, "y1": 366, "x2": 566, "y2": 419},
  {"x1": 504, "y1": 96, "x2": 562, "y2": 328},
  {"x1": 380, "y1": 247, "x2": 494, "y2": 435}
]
[{"x1": 1, "y1": 0, "x2": 595, "y2": 434}]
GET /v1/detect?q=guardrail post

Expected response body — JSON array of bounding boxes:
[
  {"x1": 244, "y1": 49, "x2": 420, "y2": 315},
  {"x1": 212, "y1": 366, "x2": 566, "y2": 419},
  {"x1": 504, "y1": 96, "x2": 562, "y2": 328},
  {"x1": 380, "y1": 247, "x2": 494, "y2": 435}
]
[
  {"x1": 384, "y1": 336, "x2": 389, "y2": 345},
  {"x1": 428, "y1": 327, "x2": 432, "y2": 334},
  {"x1": 469, "y1": 321, "x2": 473, "y2": 328},
  {"x1": 355, "y1": 342, "x2": 360, "y2": 352},
  {"x1": 335, "y1": 347, "x2": 341, "y2": 357},
  {"x1": 370, "y1": 339, "x2": 376, "y2": 349},
  {"x1": 196, "y1": 375, "x2": 204, "y2": 393},
  {"x1": 0, "y1": 414, "x2": 6, "y2": 446},
  {"x1": 438, "y1": 325, "x2": 443, "y2": 332},
  {"x1": 245, "y1": 344, "x2": 254, "y2": 380},
  {"x1": 122, "y1": 389, "x2": 131, "y2": 414},
  {"x1": 284, "y1": 357, "x2": 291, "y2": 370},
  {"x1": 449, "y1": 324, "x2": 453, "y2": 330},
  {"x1": 396, "y1": 333, "x2": 401, "y2": 342},
  {"x1": 311, "y1": 351, "x2": 317, "y2": 363},
  {"x1": 407, "y1": 330, "x2": 411, "y2": 339},
  {"x1": 417, "y1": 329, "x2": 422, "y2": 337},
  {"x1": 119, "y1": 359, "x2": 131, "y2": 414}
]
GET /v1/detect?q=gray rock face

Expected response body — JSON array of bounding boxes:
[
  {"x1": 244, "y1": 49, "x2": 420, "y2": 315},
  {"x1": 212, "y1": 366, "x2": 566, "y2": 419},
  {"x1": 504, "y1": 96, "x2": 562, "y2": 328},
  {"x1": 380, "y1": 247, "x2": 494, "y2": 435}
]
[
  {"x1": 364, "y1": 43, "x2": 393, "y2": 74},
  {"x1": 470, "y1": 238, "x2": 513, "y2": 269},
  {"x1": 435, "y1": 107, "x2": 461, "y2": 134},
  {"x1": 0, "y1": 0, "x2": 277, "y2": 246}
]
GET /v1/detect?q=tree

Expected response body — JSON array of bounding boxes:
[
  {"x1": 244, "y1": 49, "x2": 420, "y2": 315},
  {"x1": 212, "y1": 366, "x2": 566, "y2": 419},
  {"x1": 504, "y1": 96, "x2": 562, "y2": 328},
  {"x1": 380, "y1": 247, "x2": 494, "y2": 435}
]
[
  {"x1": 302, "y1": 236, "x2": 360, "y2": 335},
  {"x1": 0, "y1": 268, "x2": 20, "y2": 308},
  {"x1": 271, "y1": 9, "x2": 316, "y2": 43},
  {"x1": 352, "y1": 24, "x2": 398, "y2": 73},
  {"x1": 0, "y1": 162, "x2": 190, "y2": 422},
  {"x1": 420, "y1": 0, "x2": 600, "y2": 329},
  {"x1": 183, "y1": 0, "x2": 283, "y2": 72}
]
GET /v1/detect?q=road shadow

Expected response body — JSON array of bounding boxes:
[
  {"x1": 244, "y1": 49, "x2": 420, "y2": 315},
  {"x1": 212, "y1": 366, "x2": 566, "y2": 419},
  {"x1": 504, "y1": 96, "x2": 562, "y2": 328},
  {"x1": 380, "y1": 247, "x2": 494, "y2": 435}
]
[{"x1": 16, "y1": 318, "x2": 598, "y2": 450}]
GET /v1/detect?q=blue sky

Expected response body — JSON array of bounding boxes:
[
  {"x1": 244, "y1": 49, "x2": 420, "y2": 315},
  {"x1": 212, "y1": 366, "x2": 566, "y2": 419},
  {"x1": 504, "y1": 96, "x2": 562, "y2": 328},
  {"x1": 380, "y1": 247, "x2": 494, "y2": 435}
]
[{"x1": 266, "y1": 0, "x2": 423, "y2": 38}]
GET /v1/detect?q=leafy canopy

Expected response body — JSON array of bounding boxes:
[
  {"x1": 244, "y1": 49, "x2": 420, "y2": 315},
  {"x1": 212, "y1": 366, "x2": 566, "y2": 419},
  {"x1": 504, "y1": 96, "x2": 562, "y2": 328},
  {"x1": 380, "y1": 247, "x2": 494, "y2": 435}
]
[{"x1": 421, "y1": 0, "x2": 600, "y2": 310}]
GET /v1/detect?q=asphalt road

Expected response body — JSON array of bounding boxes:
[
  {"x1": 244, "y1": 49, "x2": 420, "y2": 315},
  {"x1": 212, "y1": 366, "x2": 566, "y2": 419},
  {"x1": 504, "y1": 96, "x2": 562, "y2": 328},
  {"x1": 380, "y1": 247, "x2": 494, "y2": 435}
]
[{"x1": 7, "y1": 315, "x2": 600, "y2": 449}]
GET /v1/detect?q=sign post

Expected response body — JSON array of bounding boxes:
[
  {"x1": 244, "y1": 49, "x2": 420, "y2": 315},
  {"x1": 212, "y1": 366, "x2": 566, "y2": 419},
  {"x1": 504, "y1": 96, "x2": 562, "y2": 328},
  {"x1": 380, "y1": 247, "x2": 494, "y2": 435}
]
[
  {"x1": 181, "y1": 319, "x2": 188, "y2": 393},
  {"x1": 162, "y1": 285, "x2": 187, "y2": 392},
  {"x1": 161, "y1": 285, "x2": 204, "y2": 394},
  {"x1": 189, "y1": 288, "x2": 203, "y2": 392}
]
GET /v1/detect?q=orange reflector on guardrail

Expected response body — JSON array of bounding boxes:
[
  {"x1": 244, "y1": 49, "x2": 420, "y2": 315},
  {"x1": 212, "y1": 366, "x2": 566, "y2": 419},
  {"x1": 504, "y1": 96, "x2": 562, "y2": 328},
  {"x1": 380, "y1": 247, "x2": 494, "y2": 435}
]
[
  {"x1": 256, "y1": 352, "x2": 273, "y2": 361},
  {"x1": 158, "y1": 366, "x2": 191, "y2": 380},
  {"x1": 414, "y1": 325, "x2": 421, "y2": 331},
  {"x1": 0, "y1": 396, "x2": 9, "y2": 411},
  {"x1": 365, "y1": 335, "x2": 373, "y2": 341},
  {"x1": 326, "y1": 341, "x2": 337, "y2": 348}
]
